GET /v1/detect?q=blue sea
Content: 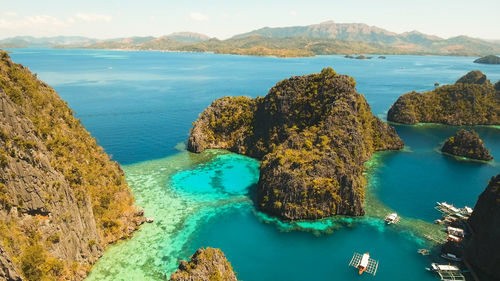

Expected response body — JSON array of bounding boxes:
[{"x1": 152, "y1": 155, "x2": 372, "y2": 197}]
[{"x1": 7, "y1": 49, "x2": 500, "y2": 281}]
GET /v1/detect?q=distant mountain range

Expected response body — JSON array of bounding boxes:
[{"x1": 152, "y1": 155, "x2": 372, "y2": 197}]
[
  {"x1": 2, "y1": 22, "x2": 500, "y2": 57},
  {"x1": 0, "y1": 36, "x2": 99, "y2": 48}
]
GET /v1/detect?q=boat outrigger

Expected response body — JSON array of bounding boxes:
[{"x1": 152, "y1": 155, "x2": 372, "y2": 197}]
[
  {"x1": 436, "y1": 202, "x2": 473, "y2": 218},
  {"x1": 426, "y1": 263, "x2": 465, "y2": 281},
  {"x1": 349, "y1": 252, "x2": 379, "y2": 276}
]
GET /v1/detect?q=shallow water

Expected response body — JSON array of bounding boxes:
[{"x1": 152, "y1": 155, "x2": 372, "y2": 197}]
[{"x1": 7, "y1": 49, "x2": 500, "y2": 280}]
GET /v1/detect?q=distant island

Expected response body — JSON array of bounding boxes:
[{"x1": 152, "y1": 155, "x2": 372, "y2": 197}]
[
  {"x1": 441, "y1": 129, "x2": 493, "y2": 161},
  {"x1": 188, "y1": 68, "x2": 403, "y2": 220},
  {"x1": 474, "y1": 55, "x2": 500, "y2": 64},
  {"x1": 2, "y1": 21, "x2": 500, "y2": 57},
  {"x1": 388, "y1": 70, "x2": 500, "y2": 125},
  {"x1": 345, "y1": 54, "x2": 373, "y2": 59}
]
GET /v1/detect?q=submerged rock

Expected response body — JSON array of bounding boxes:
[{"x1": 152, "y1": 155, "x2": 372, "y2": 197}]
[
  {"x1": 169, "y1": 247, "x2": 237, "y2": 281},
  {"x1": 387, "y1": 71, "x2": 500, "y2": 125},
  {"x1": 441, "y1": 129, "x2": 493, "y2": 161},
  {"x1": 465, "y1": 173, "x2": 500, "y2": 281},
  {"x1": 474, "y1": 55, "x2": 500, "y2": 64},
  {"x1": 0, "y1": 50, "x2": 143, "y2": 280},
  {"x1": 188, "y1": 68, "x2": 403, "y2": 220}
]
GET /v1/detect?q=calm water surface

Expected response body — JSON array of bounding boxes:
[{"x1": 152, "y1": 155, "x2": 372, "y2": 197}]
[{"x1": 7, "y1": 49, "x2": 500, "y2": 281}]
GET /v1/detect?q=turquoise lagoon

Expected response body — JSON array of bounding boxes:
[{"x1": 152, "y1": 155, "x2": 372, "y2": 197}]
[{"x1": 7, "y1": 49, "x2": 500, "y2": 281}]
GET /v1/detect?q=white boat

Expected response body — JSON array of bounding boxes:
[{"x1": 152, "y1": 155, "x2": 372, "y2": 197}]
[
  {"x1": 384, "y1": 213, "x2": 400, "y2": 224},
  {"x1": 427, "y1": 263, "x2": 465, "y2": 281},
  {"x1": 429, "y1": 263, "x2": 460, "y2": 272},
  {"x1": 348, "y1": 252, "x2": 379, "y2": 276},
  {"x1": 441, "y1": 253, "x2": 462, "y2": 262},
  {"x1": 447, "y1": 226, "x2": 465, "y2": 237},
  {"x1": 437, "y1": 202, "x2": 460, "y2": 213},
  {"x1": 447, "y1": 234, "x2": 461, "y2": 242},
  {"x1": 462, "y1": 206, "x2": 473, "y2": 215}
]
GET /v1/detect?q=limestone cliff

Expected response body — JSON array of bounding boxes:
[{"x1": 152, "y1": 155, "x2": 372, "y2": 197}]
[
  {"x1": 169, "y1": 248, "x2": 237, "y2": 281},
  {"x1": 188, "y1": 68, "x2": 403, "y2": 220},
  {"x1": 0, "y1": 50, "x2": 143, "y2": 280},
  {"x1": 465, "y1": 173, "x2": 500, "y2": 281},
  {"x1": 387, "y1": 71, "x2": 500, "y2": 125},
  {"x1": 441, "y1": 129, "x2": 493, "y2": 161}
]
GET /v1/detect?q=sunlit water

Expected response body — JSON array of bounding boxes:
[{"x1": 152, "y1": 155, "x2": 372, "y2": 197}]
[{"x1": 7, "y1": 49, "x2": 500, "y2": 281}]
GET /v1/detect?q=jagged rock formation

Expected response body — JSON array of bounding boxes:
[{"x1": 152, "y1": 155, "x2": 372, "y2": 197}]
[
  {"x1": 387, "y1": 71, "x2": 500, "y2": 125},
  {"x1": 474, "y1": 55, "x2": 500, "y2": 64},
  {"x1": 0, "y1": 50, "x2": 144, "y2": 280},
  {"x1": 465, "y1": 173, "x2": 500, "y2": 281},
  {"x1": 169, "y1": 248, "x2": 237, "y2": 281},
  {"x1": 441, "y1": 129, "x2": 493, "y2": 161},
  {"x1": 188, "y1": 68, "x2": 403, "y2": 220}
]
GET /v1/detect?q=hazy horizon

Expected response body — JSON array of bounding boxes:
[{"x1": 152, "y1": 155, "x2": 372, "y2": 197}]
[{"x1": 1, "y1": 0, "x2": 500, "y2": 41}]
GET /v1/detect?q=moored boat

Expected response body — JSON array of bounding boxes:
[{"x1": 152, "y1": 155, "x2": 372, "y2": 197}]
[
  {"x1": 384, "y1": 212, "x2": 400, "y2": 224},
  {"x1": 441, "y1": 253, "x2": 462, "y2": 262}
]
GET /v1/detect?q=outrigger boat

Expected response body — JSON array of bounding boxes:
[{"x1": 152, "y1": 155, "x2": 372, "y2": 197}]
[
  {"x1": 447, "y1": 234, "x2": 461, "y2": 242},
  {"x1": 436, "y1": 202, "x2": 473, "y2": 218},
  {"x1": 447, "y1": 226, "x2": 465, "y2": 238},
  {"x1": 384, "y1": 213, "x2": 400, "y2": 224},
  {"x1": 436, "y1": 202, "x2": 461, "y2": 214},
  {"x1": 427, "y1": 263, "x2": 460, "y2": 272},
  {"x1": 441, "y1": 253, "x2": 462, "y2": 262},
  {"x1": 349, "y1": 252, "x2": 379, "y2": 276},
  {"x1": 426, "y1": 263, "x2": 465, "y2": 281},
  {"x1": 418, "y1": 249, "x2": 430, "y2": 256}
]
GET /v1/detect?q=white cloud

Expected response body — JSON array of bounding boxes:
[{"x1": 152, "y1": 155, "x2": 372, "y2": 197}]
[
  {"x1": 0, "y1": 14, "x2": 68, "y2": 31},
  {"x1": 25, "y1": 15, "x2": 67, "y2": 27},
  {"x1": 149, "y1": 15, "x2": 157, "y2": 21},
  {"x1": 290, "y1": 10, "x2": 297, "y2": 16},
  {"x1": 189, "y1": 12, "x2": 208, "y2": 21},
  {"x1": 3, "y1": 12, "x2": 18, "y2": 17},
  {"x1": 75, "y1": 13, "x2": 112, "y2": 22}
]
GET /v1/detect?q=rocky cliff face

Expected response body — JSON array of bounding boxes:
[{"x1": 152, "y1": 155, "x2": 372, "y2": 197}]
[
  {"x1": 188, "y1": 68, "x2": 403, "y2": 220},
  {"x1": 441, "y1": 129, "x2": 493, "y2": 161},
  {"x1": 169, "y1": 248, "x2": 237, "y2": 281},
  {"x1": 387, "y1": 71, "x2": 500, "y2": 125},
  {"x1": 0, "y1": 50, "x2": 143, "y2": 280},
  {"x1": 465, "y1": 173, "x2": 500, "y2": 281}
]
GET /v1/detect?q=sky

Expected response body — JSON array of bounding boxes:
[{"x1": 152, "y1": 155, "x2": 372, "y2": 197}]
[{"x1": 1, "y1": 0, "x2": 499, "y2": 40}]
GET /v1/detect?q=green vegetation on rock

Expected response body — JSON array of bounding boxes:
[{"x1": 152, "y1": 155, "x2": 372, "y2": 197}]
[
  {"x1": 0, "y1": 50, "x2": 143, "y2": 280},
  {"x1": 387, "y1": 71, "x2": 500, "y2": 125},
  {"x1": 188, "y1": 68, "x2": 403, "y2": 220},
  {"x1": 441, "y1": 129, "x2": 493, "y2": 161},
  {"x1": 169, "y1": 247, "x2": 237, "y2": 281}
]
